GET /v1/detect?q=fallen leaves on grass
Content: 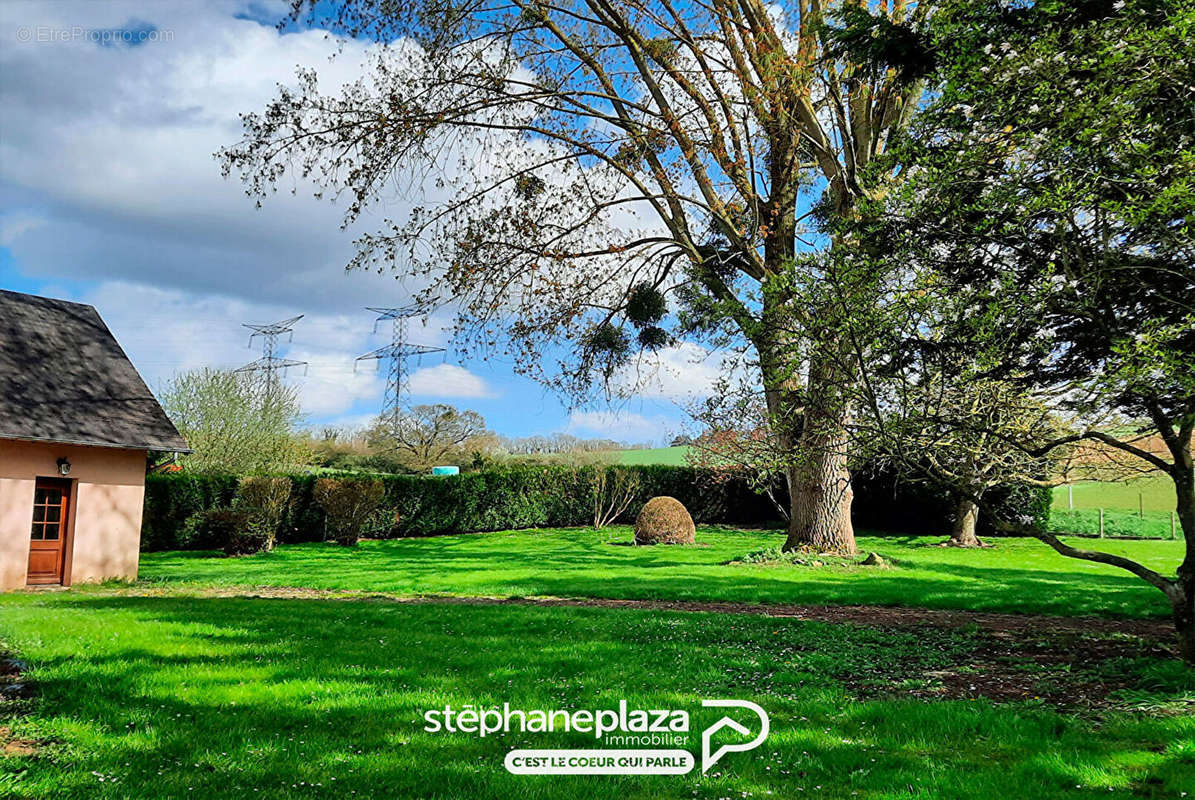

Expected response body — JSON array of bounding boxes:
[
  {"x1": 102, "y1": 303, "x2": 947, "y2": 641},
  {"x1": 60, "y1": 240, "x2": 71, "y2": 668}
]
[
  {"x1": 848, "y1": 628, "x2": 1185, "y2": 710},
  {"x1": 0, "y1": 656, "x2": 41, "y2": 758}
]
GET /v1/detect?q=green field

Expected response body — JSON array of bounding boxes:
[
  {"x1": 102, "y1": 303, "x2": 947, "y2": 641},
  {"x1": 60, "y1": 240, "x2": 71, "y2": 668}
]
[
  {"x1": 3, "y1": 528, "x2": 1193, "y2": 799},
  {"x1": 4, "y1": 591, "x2": 1192, "y2": 800},
  {"x1": 1051, "y1": 475, "x2": 1176, "y2": 513},
  {"x1": 1048, "y1": 476, "x2": 1179, "y2": 539},
  {"x1": 1049, "y1": 509, "x2": 1178, "y2": 539},
  {"x1": 616, "y1": 446, "x2": 691, "y2": 465},
  {"x1": 133, "y1": 527, "x2": 1186, "y2": 619}
]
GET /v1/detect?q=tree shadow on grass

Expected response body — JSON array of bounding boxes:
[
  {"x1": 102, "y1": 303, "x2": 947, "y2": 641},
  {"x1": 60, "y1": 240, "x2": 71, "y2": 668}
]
[{"x1": 3, "y1": 594, "x2": 1190, "y2": 799}]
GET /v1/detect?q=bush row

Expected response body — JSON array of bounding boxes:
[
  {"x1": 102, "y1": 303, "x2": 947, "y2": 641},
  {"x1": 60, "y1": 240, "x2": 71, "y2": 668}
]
[{"x1": 141, "y1": 465, "x2": 1052, "y2": 551}]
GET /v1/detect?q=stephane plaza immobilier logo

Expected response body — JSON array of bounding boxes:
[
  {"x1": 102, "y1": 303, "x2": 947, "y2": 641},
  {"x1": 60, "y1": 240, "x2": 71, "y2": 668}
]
[{"x1": 423, "y1": 698, "x2": 769, "y2": 776}]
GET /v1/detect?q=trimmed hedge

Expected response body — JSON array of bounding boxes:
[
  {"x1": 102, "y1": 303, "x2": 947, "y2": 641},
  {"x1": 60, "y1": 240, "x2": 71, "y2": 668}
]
[
  {"x1": 141, "y1": 465, "x2": 1051, "y2": 551},
  {"x1": 142, "y1": 473, "x2": 238, "y2": 551}
]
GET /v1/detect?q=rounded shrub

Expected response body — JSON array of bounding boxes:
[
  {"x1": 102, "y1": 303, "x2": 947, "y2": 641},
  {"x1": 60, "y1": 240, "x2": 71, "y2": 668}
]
[
  {"x1": 314, "y1": 477, "x2": 385, "y2": 546},
  {"x1": 633, "y1": 496, "x2": 695, "y2": 545},
  {"x1": 233, "y1": 476, "x2": 292, "y2": 552},
  {"x1": 180, "y1": 508, "x2": 255, "y2": 556}
]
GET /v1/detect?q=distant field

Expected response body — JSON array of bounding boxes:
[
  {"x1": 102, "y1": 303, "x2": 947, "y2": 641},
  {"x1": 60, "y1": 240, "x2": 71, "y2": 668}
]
[
  {"x1": 1051, "y1": 475, "x2": 1176, "y2": 513},
  {"x1": 1049, "y1": 509, "x2": 1177, "y2": 539},
  {"x1": 616, "y1": 445, "x2": 691, "y2": 465}
]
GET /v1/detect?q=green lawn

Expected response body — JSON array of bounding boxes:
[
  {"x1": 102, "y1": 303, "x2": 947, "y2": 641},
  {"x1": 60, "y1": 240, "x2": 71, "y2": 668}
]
[
  {"x1": 2, "y1": 593, "x2": 1193, "y2": 800},
  {"x1": 137, "y1": 527, "x2": 1184, "y2": 619},
  {"x1": 3, "y1": 528, "x2": 1193, "y2": 799}
]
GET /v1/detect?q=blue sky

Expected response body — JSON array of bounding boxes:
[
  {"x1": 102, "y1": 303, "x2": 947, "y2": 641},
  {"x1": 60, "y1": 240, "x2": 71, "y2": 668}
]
[{"x1": 0, "y1": 1, "x2": 725, "y2": 444}]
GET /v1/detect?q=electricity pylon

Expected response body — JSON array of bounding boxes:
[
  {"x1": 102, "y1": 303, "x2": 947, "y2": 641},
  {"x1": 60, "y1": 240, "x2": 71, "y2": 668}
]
[
  {"x1": 234, "y1": 315, "x2": 308, "y2": 395},
  {"x1": 356, "y1": 306, "x2": 444, "y2": 432}
]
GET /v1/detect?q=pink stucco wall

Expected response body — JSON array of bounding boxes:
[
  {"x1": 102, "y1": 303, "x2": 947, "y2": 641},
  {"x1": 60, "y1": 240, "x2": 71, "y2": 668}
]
[{"x1": 0, "y1": 438, "x2": 146, "y2": 590}]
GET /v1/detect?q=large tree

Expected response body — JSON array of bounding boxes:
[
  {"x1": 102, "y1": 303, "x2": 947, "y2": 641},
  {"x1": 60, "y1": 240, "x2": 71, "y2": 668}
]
[
  {"x1": 856, "y1": 0, "x2": 1195, "y2": 658},
  {"x1": 220, "y1": 0, "x2": 935, "y2": 554},
  {"x1": 368, "y1": 403, "x2": 493, "y2": 471},
  {"x1": 161, "y1": 368, "x2": 306, "y2": 474}
]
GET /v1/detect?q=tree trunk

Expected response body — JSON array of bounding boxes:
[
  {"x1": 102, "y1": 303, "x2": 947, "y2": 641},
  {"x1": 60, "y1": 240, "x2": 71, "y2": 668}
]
[
  {"x1": 782, "y1": 346, "x2": 856, "y2": 555},
  {"x1": 948, "y1": 496, "x2": 981, "y2": 547},
  {"x1": 756, "y1": 335, "x2": 805, "y2": 538},
  {"x1": 1174, "y1": 461, "x2": 1194, "y2": 664},
  {"x1": 754, "y1": 244, "x2": 807, "y2": 549},
  {"x1": 784, "y1": 435, "x2": 855, "y2": 553},
  {"x1": 755, "y1": 157, "x2": 856, "y2": 555},
  {"x1": 1174, "y1": 583, "x2": 1195, "y2": 665}
]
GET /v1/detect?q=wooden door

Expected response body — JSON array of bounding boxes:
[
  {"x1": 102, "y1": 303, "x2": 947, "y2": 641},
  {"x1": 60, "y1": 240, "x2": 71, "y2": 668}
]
[{"x1": 27, "y1": 478, "x2": 72, "y2": 585}]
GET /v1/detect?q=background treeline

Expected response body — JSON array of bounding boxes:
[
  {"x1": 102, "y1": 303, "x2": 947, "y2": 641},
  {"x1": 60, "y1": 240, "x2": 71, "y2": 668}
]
[
  {"x1": 301, "y1": 407, "x2": 653, "y2": 473},
  {"x1": 140, "y1": 465, "x2": 1050, "y2": 551}
]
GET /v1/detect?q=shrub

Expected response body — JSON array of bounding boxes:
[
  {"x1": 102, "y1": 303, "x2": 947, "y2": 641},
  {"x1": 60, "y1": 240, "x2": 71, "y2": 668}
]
[
  {"x1": 979, "y1": 481, "x2": 1052, "y2": 536},
  {"x1": 314, "y1": 478, "x2": 385, "y2": 546},
  {"x1": 142, "y1": 473, "x2": 238, "y2": 550},
  {"x1": 139, "y1": 465, "x2": 1053, "y2": 551},
  {"x1": 634, "y1": 496, "x2": 696, "y2": 545},
  {"x1": 180, "y1": 508, "x2": 254, "y2": 556},
  {"x1": 224, "y1": 521, "x2": 272, "y2": 556},
  {"x1": 233, "y1": 476, "x2": 291, "y2": 552},
  {"x1": 728, "y1": 546, "x2": 863, "y2": 567},
  {"x1": 591, "y1": 467, "x2": 641, "y2": 528}
]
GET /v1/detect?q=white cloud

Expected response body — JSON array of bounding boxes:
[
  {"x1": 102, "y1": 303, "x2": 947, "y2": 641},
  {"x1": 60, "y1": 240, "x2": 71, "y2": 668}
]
[
  {"x1": 0, "y1": 211, "x2": 45, "y2": 246},
  {"x1": 0, "y1": 3, "x2": 475, "y2": 425},
  {"x1": 566, "y1": 410, "x2": 672, "y2": 443},
  {"x1": 290, "y1": 352, "x2": 385, "y2": 418},
  {"x1": 408, "y1": 363, "x2": 498, "y2": 399},
  {"x1": 70, "y1": 280, "x2": 391, "y2": 422},
  {"x1": 0, "y1": 0, "x2": 427, "y2": 312},
  {"x1": 613, "y1": 342, "x2": 737, "y2": 401},
  {"x1": 0, "y1": 1, "x2": 702, "y2": 438}
]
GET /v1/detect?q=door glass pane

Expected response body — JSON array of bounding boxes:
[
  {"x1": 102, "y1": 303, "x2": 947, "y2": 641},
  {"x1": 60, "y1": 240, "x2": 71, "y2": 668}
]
[{"x1": 31, "y1": 484, "x2": 66, "y2": 543}]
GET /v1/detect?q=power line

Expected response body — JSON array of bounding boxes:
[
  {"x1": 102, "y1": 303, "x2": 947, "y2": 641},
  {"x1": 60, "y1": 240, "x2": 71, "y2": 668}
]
[
  {"x1": 234, "y1": 314, "x2": 308, "y2": 393},
  {"x1": 355, "y1": 306, "x2": 445, "y2": 429}
]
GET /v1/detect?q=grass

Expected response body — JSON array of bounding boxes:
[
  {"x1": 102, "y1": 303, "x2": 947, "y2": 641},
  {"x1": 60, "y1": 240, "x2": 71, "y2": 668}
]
[
  {"x1": 2, "y1": 593, "x2": 1193, "y2": 800},
  {"x1": 135, "y1": 527, "x2": 1185, "y2": 619},
  {"x1": 1048, "y1": 475, "x2": 1179, "y2": 539},
  {"x1": 3, "y1": 528, "x2": 1192, "y2": 798},
  {"x1": 1051, "y1": 475, "x2": 1176, "y2": 513},
  {"x1": 615, "y1": 446, "x2": 691, "y2": 465}
]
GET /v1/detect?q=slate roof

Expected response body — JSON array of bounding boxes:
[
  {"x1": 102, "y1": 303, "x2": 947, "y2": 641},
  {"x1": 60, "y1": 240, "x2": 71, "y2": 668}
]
[{"x1": 0, "y1": 289, "x2": 190, "y2": 452}]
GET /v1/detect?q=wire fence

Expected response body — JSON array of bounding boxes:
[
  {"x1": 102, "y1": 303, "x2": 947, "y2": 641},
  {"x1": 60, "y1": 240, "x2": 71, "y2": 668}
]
[{"x1": 1049, "y1": 508, "x2": 1180, "y2": 540}]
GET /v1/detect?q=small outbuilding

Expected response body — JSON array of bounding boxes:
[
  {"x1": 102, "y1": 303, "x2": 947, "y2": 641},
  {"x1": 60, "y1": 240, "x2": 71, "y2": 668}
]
[{"x1": 0, "y1": 289, "x2": 189, "y2": 590}]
